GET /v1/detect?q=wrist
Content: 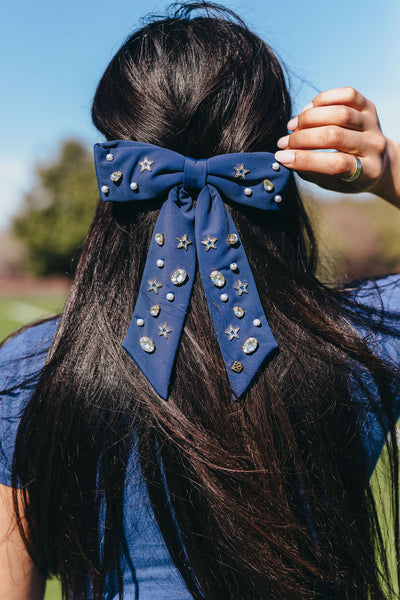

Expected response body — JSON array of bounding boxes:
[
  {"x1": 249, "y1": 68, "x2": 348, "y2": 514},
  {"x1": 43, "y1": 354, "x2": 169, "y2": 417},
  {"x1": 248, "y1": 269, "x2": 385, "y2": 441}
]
[{"x1": 370, "y1": 137, "x2": 400, "y2": 208}]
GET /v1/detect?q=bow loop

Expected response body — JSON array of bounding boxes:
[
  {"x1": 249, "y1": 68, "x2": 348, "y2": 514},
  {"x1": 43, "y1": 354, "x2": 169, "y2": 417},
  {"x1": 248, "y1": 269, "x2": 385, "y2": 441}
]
[{"x1": 93, "y1": 140, "x2": 291, "y2": 400}]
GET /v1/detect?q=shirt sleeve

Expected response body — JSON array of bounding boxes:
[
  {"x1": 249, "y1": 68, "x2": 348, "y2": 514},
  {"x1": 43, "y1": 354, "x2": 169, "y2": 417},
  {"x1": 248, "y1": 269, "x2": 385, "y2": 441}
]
[
  {"x1": 0, "y1": 319, "x2": 58, "y2": 486},
  {"x1": 349, "y1": 274, "x2": 400, "y2": 478}
]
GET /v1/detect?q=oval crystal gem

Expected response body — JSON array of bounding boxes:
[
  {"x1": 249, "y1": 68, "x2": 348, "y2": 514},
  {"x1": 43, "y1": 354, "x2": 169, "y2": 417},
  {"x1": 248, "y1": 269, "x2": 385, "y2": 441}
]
[
  {"x1": 171, "y1": 268, "x2": 187, "y2": 286},
  {"x1": 210, "y1": 270, "x2": 225, "y2": 288},
  {"x1": 155, "y1": 233, "x2": 164, "y2": 246},
  {"x1": 110, "y1": 171, "x2": 123, "y2": 182},
  {"x1": 242, "y1": 337, "x2": 258, "y2": 354},
  {"x1": 228, "y1": 233, "x2": 239, "y2": 245},
  {"x1": 233, "y1": 306, "x2": 245, "y2": 318},
  {"x1": 139, "y1": 336, "x2": 155, "y2": 353},
  {"x1": 263, "y1": 178, "x2": 274, "y2": 192},
  {"x1": 150, "y1": 305, "x2": 160, "y2": 317}
]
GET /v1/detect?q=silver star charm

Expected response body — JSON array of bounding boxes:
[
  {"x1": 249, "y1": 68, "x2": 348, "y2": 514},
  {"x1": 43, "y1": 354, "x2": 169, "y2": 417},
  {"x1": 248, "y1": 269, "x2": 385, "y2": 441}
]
[
  {"x1": 224, "y1": 324, "x2": 240, "y2": 341},
  {"x1": 233, "y1": 280, "x2": 248, "y2": 296},
  {"x1": 139, "y1": 156, "x2": 154, "y2": 172},
  {"x1": 233, "y1": 163, "x2": 250, "y2": 180},
  {"x1": 158, "y1": 321, "x2": 172, "y2": 338},
  {"x1": 147, "y1": 277, "x2": 162, "y2": 294},
  {"x1": 201, "y1": 234, "x2": 217, "y2": 251},
  {"x1": 176, "y1": 233, "x2": 192, "y2": 250}
]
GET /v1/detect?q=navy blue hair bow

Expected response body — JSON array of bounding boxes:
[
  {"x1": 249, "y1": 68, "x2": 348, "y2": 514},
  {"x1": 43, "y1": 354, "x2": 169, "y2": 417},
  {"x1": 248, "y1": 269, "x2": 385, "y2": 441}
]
[{"x1": 94, "y1": 141, "x2": 291, "y2": 400}]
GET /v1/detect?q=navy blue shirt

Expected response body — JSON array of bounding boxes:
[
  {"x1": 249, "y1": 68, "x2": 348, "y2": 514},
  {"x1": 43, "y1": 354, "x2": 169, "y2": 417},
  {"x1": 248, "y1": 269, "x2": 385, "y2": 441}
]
[{"x1": 1, "y1": 274, "x2": 400, "y2": 599}]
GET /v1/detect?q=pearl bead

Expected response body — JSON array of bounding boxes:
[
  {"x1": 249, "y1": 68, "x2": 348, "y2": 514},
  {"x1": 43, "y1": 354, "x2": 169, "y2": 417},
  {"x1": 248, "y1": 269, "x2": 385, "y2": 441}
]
[
  {"x1": 220, "y1": 293, "x2": 228, "y2": 302},
  {"x1": 156, "y1": 259, "x2": 165, "y2": 268},
  {"x1": 230, "y1": 262, "x2": 238, "y2": 271},
  {"x1": 253, "y1": 319, "x2": 261, "y2": 327},
  {"x1": 101, "y1": 185, "x2": 109, "y2": 194},
  {"x1": 274, "y1": 194, "x2": 282, "y2": 203},
  {"x1": 130, "y1": 181, "x2": 138, "y2": 191},
  {"x1": 106, "y1": 153, "x2": 114, "y2": 162},
  {"x1": 244, "y1": 187, "x2": 252, "y2": 196},
  {"x1": 272, "y1": 162, "x2": 280, "y2": 171},
  {"x1": 136, "y1": 318, "x2": 144, "y2": 326},
  {"x1": 166, "y1": 292, "x2": 175, "y2": 301}
]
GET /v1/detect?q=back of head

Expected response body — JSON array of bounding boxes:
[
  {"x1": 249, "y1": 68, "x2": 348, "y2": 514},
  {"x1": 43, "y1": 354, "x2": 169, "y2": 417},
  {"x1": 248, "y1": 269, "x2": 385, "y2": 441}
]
[{"x1": 11, "y1": 4, "x2": 400, "y2": 600}]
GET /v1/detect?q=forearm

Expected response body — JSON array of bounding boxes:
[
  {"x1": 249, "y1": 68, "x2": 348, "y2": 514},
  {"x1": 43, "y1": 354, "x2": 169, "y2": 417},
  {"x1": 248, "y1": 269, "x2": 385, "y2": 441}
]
[{"x1": 371, "y1": 138, "x2": 400, "y2": 209}]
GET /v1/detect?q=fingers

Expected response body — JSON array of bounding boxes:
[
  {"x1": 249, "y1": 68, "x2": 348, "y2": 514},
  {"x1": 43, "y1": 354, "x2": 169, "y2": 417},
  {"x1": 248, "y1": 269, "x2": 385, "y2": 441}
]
[
  {"x1": 309, "y1": 86, "x2": 371, "y2": 112},
  {"x1": 274, "y1": 149, "x2": 357, "y2": 179},
  {"x1": 288, "y1": 105, "x2": 365, "y2": 133},
  {"x1": 278, "y1": 125, "x2": 362, "y2": 155}
]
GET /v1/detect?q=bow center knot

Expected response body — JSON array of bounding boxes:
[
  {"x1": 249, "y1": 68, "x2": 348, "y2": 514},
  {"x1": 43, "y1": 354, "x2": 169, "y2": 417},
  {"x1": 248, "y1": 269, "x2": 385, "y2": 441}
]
[{"x1": 183, "y1": 157, "x2": 207, "y2": 194}]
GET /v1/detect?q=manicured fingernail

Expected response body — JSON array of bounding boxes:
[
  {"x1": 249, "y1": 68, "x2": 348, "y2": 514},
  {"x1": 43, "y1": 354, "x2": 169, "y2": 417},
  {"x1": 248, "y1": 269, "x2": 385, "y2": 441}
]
[
  {"x1": 277, "y1": 135, "x2": 289, "y2": 149},
  {"x1": 287, "y1": 116, "x2": 298, "y2": 130},
  {"x1": 301, "y1": 102, "x2": 313, "y2": 113},
  {"x1": 275, "y1": 150, "x2": 295, "y2": 165}
]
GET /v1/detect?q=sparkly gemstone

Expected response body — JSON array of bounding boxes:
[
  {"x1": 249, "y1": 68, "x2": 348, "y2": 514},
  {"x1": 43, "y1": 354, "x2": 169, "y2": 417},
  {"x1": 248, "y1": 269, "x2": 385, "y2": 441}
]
[
  {"x1": 230, "y1": 262, "x2": 238, "y2": 271},
  {"x1": 139, "y1": 336, "x2": 155, "y2": 353},
  {"x1": 166, "y1": 292, "x2": 175, "y2": 301},
  {"x1": 210, "y1": 270, "x2": 225, "y2": 288},
  {"x1": 272, "y1": 162, "x2": 280, "y2": 171},
  {"x1": 234, "y1": 280, "x2": 248, "y2": 296},
  {"x1": 136, "y1": 318, "x2": 144, "y2": 326},
  {"x1": 106, "y1": 153, "x2": 114, "y2": 162},
  {"x1": 224, "y1": 324, "x2": 240, "y2": 341},
  {"x1": 158, "y1": 321, "x2": 172, "y2": 339},
  {"x1": 233, "y1": 163, "x2": 250, "y2": 180},
  {"x1": 156, "y1": 259, "x2": 165, "y2": 268},
  {"x1": 274, "y1": 195, "x2": 282, "y2": 203},
  {"x1": 130, "y1": 181, "x2": 138, "y2": 191},
  {"x1": 139, "y1": 157, "x2": 154, "y2": 172},
  {"x1": 201, "y1": 234, "x2": 217, "y2": 251},
  {"x1": 231, "y1": 361, "x2": 243, "y2": 373},
  {"x1": 110, "y1": 171, "x2": 123, "y2": 182},
  {"x1": 233, "y1": 306, "x2": 245, "y2": 318},
  {"x1": 155, "y1": 233, "x2": 164, "y2": 246},
  {"x1": 244, "y1": 187, "x2": 252, "y2": 196},
  {"x1": 177, "y1": 234, "x2": 192, "y2": 251},
  {"x1": 150, "y1": 305, "x2": 160, "y2": 317},
  {"x1": 253, "y1": 318, "x2": 261, "y2": 327},
  {"x1": 228, "y1": 233, "x2": 239, "y2": 245},
  {"x1": 263, "y1": 178, "x2": 274, "y2": 192},
  {"x1": 101, "y1": 185, "x2": 109, "y2": 194},
  {"x1": 171, "y1": 268, "x2": 187, "y2": 286},
  {"x1": 242, "y1": 337, "x2": 258, "y2": 354},
  {"x1": 147, "y1": 277, "x2": 162, "y2": 294}
]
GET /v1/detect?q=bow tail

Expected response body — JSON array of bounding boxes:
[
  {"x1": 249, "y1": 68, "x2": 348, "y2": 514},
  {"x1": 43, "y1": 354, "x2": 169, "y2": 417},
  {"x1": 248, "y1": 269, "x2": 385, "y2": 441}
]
[
  {"x1": 122, "y1": 187, "x2": 196, "y2": 399},
  {"x1": 195, "y1": 186, "x2": 278, "y2": 399}
]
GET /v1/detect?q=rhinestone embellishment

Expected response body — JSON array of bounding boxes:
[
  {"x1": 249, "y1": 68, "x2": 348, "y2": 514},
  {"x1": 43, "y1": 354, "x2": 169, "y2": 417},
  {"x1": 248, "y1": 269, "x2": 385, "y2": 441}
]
[
  {"x1": 171, "y1": 268, "x2": 187, "y2": 286},
  {"x1": 158, "y1": 322, "x2": 172, "y2": 338},
  {"x1": 148, "y1": 278, "x2": 162, "y2": 294},
  {"x1": 234, "y1": 280, "x2": 248, "y2": 295},
  {"x1": 210, "y1": 270, "x2": 225, "y2": 288},
  {"x1": 242, "y1": 337, "x2": 258, "y2": 354},
  {"x1": 139, "y1": 157, "x2": 153, "y2": 172},
  {"x1": 233, "y1": 163, "x2": 250, "y2": 180},
  {"x1": 201, "y1": 234, "x2": 217, "y2": 251},
  {"x1": 150, "y1": 305, "x2": 160, "y2": 317},
  {"x1": 263, "y1": 178, "x2": 274, "y2": 192},
  {"x1": 231, "y1": 361, "x2": 243, "y2": 373},
  {"x1": 228, "y1": 233, "x2": 239, "y2": 245},
  {"x1": 155, "y1": 233, "x2": 164, "y2": 246},
  {"x1": 233, "y1": 306, "x2": 245, "y2": 318},
  {"x1": 177, "y1": 234, "x2": 192, "y2": 251},
  {"x1": 140, "y1": 336, "x2": 155, "y2": 353},
  {"x1": 110, "y1": 171, "x2": 123, "y2": 183},
  {"x1": 224, "y1": 325, "x2": 240, "y2": 341}
]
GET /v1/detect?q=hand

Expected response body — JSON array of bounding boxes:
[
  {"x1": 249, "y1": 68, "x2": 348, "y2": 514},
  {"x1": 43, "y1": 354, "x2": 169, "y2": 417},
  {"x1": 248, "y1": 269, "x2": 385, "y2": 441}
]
[{"x1": 274, "y1": 87, "x2": 390, "y2": 196}]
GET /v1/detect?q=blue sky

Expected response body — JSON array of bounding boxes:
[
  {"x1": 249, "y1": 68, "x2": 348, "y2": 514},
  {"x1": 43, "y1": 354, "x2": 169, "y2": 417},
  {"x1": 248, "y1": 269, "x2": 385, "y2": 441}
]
[{"x1": 1, "y1": 0, "x2": 399, "y2": 228}]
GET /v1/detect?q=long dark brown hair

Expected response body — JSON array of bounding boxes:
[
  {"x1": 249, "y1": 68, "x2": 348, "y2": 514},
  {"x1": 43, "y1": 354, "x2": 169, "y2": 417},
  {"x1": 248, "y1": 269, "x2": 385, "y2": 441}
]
[{"x1": 5, "y1": 3, "x2": 400, "y2": 599}]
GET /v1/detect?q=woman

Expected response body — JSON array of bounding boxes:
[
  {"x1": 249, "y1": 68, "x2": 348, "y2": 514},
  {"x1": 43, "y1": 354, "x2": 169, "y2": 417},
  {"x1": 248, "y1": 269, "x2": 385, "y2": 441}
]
[{"x1": 1, "y1": 3, "x2": 400, "y2": 599}]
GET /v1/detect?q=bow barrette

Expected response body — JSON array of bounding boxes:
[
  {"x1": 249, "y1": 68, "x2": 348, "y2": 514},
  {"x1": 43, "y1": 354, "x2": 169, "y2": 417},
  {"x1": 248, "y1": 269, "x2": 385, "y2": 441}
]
[{"x1": 94, "y1": 141, "x2": 291, "y2": 400}]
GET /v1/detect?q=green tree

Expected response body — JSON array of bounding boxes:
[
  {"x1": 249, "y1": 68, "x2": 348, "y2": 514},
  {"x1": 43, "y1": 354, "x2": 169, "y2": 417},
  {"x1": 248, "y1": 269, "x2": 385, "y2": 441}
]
[{"x1": 13, "y1": 140, "x2": 98, "y2": 276}]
